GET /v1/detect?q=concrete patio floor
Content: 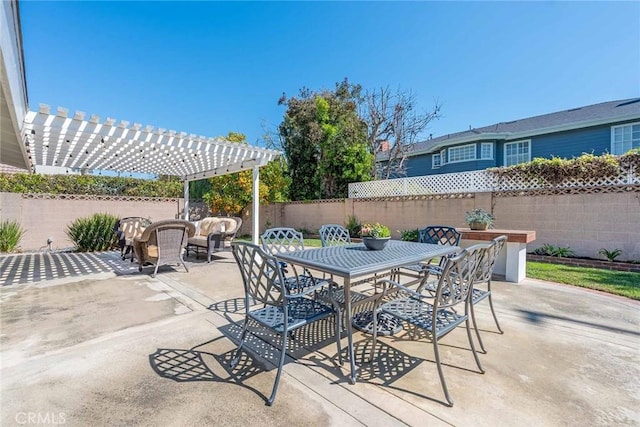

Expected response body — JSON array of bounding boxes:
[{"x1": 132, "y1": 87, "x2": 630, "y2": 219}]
[{"x1": 1, "y1": 251, "x2": 638, "y2": 426}]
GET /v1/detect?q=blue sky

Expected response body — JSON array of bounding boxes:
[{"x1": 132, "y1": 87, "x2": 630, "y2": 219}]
[{"x1": 20, "y1": 1, "x2": 640, "y2": 147}]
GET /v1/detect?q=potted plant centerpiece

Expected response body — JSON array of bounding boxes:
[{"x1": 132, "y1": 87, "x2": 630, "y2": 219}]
[
  {"x1": 465, "y1": 208, "x2": 494, "y2": 230},
  {"x1": 360, "y1": 222, "x2": 391, "y2": 250}
]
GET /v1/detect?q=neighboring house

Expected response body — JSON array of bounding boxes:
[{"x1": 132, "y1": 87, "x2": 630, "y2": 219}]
[{"x1": 395, "y1": 98, "x2": 640, "y2": 177}]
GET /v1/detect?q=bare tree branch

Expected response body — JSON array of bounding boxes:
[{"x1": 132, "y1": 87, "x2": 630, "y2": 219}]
[{"x1": 362, "y1": 87, "x2": 441, "y2": 179}]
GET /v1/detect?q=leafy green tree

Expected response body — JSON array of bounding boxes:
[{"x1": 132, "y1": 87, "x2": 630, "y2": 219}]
[
  {"x1": 202, "y1": 132, "x2": 289, "y2": 216},
  {"x1": 278, "y1": 79, "x2": 374, "y2": 200}
]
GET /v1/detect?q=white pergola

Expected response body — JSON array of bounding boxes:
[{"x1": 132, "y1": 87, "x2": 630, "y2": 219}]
[{"x1": 22, "y1": 104, "x2": 282, "y2": 243}]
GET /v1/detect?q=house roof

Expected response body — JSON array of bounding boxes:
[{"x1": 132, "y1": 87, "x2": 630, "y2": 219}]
[{"x1": 412, "y1": 98, "x2": 640, "y2": 155}]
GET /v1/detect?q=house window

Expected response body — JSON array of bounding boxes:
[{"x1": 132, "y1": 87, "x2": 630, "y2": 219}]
[
  {"x1": 448, "y1": 144, "x2": 476, "y2": 163},
  {"x1": 432, "y1": 153, "x2": 441, "y2": 168},
  {"x1": 611, "y1": 122, "x2": 640, "y2": 155},
  {"x1": 504, "y1": 140, "x2": 531, "y2": 166},
  {"x1": 481, "y1": 143, "x2": 493, "y2": 160}
]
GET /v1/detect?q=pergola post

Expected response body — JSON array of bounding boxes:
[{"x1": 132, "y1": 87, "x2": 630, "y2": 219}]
[
  {"x1": 183, "y1": 180, "x2": 189, "y2": 220},
  {"x1": 252, "y1": 166, "x2": 259, "y2": 244}
]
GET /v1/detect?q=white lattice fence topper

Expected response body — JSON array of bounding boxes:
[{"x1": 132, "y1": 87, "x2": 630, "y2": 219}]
[
  {"x1": 348, "y1": 171, "x2": 493, "y2": 198},
  {"x1": 348, "y1": 166, "x2": 639, "y2": 198},
  {"x1": 493, "y1": 169, "x2": 637, "y2": 191}
]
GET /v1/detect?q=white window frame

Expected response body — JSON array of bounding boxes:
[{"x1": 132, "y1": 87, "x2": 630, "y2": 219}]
[
  {"x1": 504, "y1": 140, "x2": 531, "y2": 167},
  {"x1": 611, "y1": 122, "x2": 640, "y2": 155},
  {"x1": 481, "y1": 142, "x2": 494, "y2": 160},
  {"x1": 432, "y1": 152, "x2": 441, "y2": 168},
  {"x1": 447, "y1": 143, "x2": 477, "y2": 164}
]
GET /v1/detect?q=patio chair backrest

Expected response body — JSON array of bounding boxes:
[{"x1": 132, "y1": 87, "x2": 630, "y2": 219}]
[
  {"x1": 198, "y1": 217, "x2": 240, "y2": 236},
  {"x1": 260, "y1": 227, "x2": 305, "y2": 255},
  {"x1": 116, "y1": 216, "x2": 151, "y2": 241},
  {"x1": 232, "y1": 241, "x2": 285, "y2": 306},
  {"x1": 138, "y1": 219, "x2": 195, "y2": 246},
  {"x1": 418, "y1": 226, "x2": 461, "y2": 246},
  {"x1": 319, "y1": 224, "x2": 351, "y2": 247},
  {"x1": 155, "y1": 224, "x2": 191, "y2": 259},
  {"x1": 475, "y1": 235, "x2": 507, "y2": 283},
  {"x1": 432, "y1": 244, "x2": 487, "y2": 309}
]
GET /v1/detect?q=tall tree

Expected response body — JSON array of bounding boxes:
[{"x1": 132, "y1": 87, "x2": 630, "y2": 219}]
[
  {"x1": 278, "y1": 79, "x2": 374, "y2": 200},
  {"x1": 362, "y1": 87, "x2": 441, "y2": 179},
  {"x1": 202, "y1": 132, "x2": 288, "y2": 216}
]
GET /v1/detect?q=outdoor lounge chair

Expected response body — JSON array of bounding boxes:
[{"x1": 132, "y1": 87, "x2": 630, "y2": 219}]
[
  {"x1": 114, "y1": 216, "x2": 152, "y2": 261},
  {"x1": 372, "y1": 244, "x2": 487, "y2": 406},
  {"x1": 185, "y1": 216, "x2": 243, "y2": 262},
  {"x1": 133, "y1": 219, "x2": 195, "y2": 277},
  {"x1": 230, "y1": 241, "x2": 340, "y2": 406}
]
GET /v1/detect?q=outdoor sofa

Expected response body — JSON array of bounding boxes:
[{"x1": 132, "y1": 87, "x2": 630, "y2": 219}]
[{"x1": 185, "y1": 216, "x2": 243, "y2": 262}]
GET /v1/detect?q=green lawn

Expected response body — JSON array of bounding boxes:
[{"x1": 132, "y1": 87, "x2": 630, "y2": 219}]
[{"x1": 527, "y1": 261, "x2": 640, "y2": 300}]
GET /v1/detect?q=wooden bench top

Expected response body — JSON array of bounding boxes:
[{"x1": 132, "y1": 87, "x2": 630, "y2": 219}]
[{"x1": 457, "y1": 228, "x2": 536, "y2": 244}]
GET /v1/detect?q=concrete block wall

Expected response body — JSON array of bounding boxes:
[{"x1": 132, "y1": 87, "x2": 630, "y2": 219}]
[
  {"x1": 494, "y1": 192, "x2": 640, "y2": 261},
  {"x1": 250, "y1": 191, "x2": 640, "y2": 261},
  {"x1": 0, "y1": 193, "x2": 182, "y2": 251},
  {"x1": 3, "y1": 189, "x2": 638, "y2": 261}
]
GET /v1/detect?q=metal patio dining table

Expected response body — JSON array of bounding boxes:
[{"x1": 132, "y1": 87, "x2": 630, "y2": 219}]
[{"x1": 276, "y1": 239, "x2": 459, "y2": 384}]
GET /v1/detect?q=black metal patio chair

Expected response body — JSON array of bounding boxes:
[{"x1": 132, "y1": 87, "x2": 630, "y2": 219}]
[
  {"x1": 371, "y1": 244, "x2": 487, "y2": 406},
  {"x1": 230, "y1": 242, "x2": 340, "y2": 406},
  {"x1": 469, "y1": 235, "x2": 508, "y2": 353},
  {"x1": 317, "y1": 224, "x2": 373, "y2": 353},
  {"x1": 396, "y1": 225, "x2": 462, "y2": 284},
  {"x1": 319, "y1": 224, "x2": 352, "y2": 247},
  {"x1": 260, "y1": 227, "x2": 332, "y2": 293}
]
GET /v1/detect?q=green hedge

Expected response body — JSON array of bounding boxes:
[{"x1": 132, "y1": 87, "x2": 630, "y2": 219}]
[
  {"x1": 488, "y1": 150, "x2": 640, "y2": 185},
  {"x1": 0, "y1": 173, "x2": 182, "y2": 197}
]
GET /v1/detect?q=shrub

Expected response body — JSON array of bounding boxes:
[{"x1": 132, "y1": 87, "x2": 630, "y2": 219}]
[
  {"x1": 66, "y1": 213, "x2": 119, "y2": 252},
  {"x1": 532, "y1": 243, "x2": 574, "y2": 257},
  {"x1": 619, "y1": 148, "x2": 640, "y2": 173},
  {"x1": 0, "y1": 173, "x2": 182, "y2": 197},
  {"x1": 488, "y1": 152, "x2": 624, "y2": 186},
  {"x1": 297, "y1": 228, "x2": 313, "y2": 237},
  {"x1": 0, "y1": 220, "x2": 25, "y2": 252},
  {"x1": 553, "y1": 246, "x2": 575, "y2": 258},
  {"x1": 533, "y1": 243, "x2": 556, "y2": 256},
  {"x1": 598, "y1": 248, "x2": 623, "y2": 262},
  {"x1": 400, "y1": 229, "x2": 419, "y2": 242},
  {"x1": 346, "y1": 215, "x2": 362, "y2": 238}
]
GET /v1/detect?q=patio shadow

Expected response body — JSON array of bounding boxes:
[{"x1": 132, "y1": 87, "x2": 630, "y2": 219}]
[
  {"x1": 516, "y1": 309, "x2": 640, "y2": 337},
  {"x1": 149, "y1": 338, "x2": 267, "y2": 402},
  {"x1": 0, "y1": 252, "x2": 114, "y2": 286}
]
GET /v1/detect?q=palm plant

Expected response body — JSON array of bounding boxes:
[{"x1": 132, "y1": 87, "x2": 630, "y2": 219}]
[{"x1": 598, "y1": 248, "x2": 622, "y2": 262}]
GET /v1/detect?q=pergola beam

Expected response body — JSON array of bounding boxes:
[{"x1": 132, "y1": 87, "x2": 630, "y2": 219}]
[
  {"x1": 23, "y1": 105, "x2": 280, "y2": 179},
  {"x1": 22, "y1": 104, "x2": 282, "y2": 237}
]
